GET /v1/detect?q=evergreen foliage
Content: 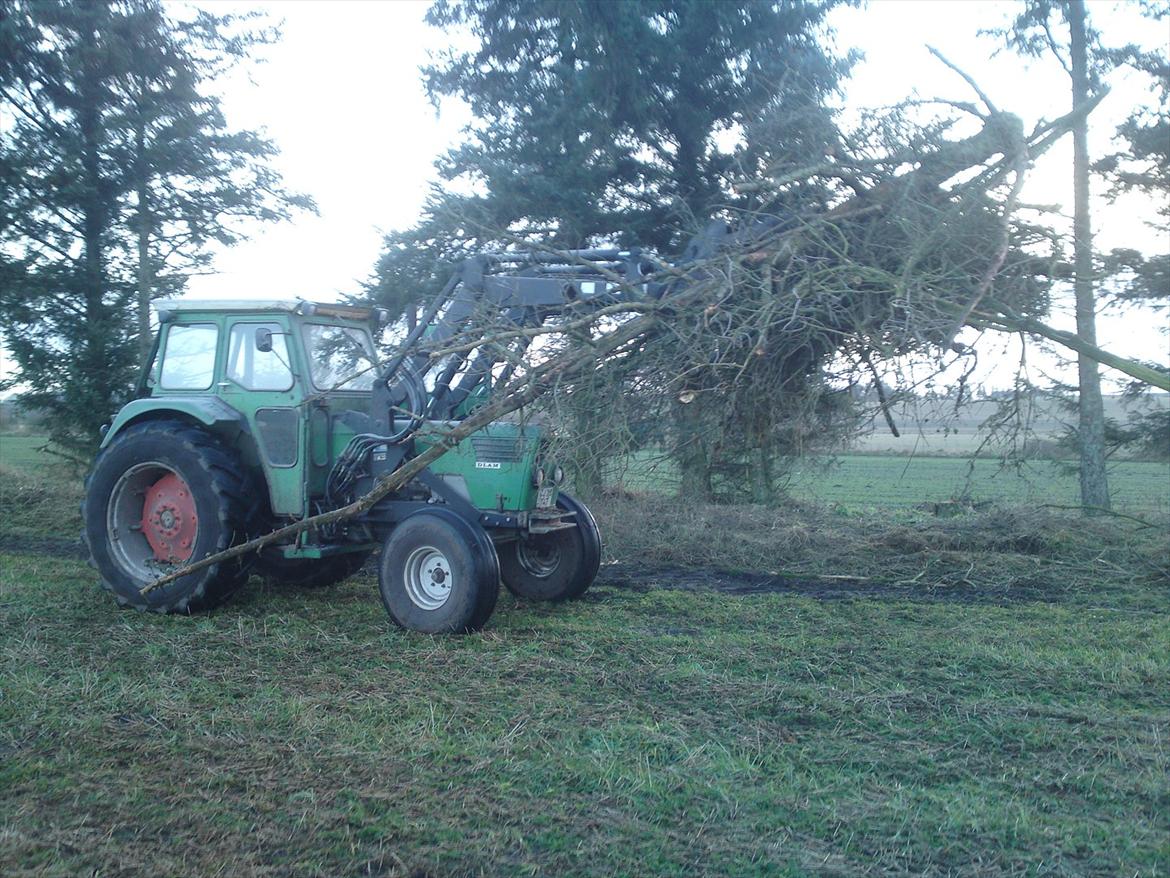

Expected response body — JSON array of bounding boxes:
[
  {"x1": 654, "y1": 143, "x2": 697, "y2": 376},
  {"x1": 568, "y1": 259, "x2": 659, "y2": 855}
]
[
  {"x1": 369, "y1": 0, "x2": 854, "y2": 497},
  {"x1": 369, "y1": 0, "x2": 851, "y2": 312},
  {"x1": 1096, "y1": 10, "x2": 1169, "y2": 313},
  {"x1": 998, "y1": 0, "x2": 1112, "y2": 510},
  {"x1": 997, "y1": 0, "x2": 1169, "y2": 494},
  {"x1": 1096, "y1": 13, "x2": 1169, "y2": 459},
  {"x1": 0, "y1": 0, "x2": 313, "y2": 451}
]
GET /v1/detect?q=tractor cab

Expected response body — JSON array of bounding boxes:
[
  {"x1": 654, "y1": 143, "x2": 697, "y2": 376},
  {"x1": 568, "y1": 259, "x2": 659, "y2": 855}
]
[{"x1": 111, "y1": 301, "x2": 385, "y2": 516}]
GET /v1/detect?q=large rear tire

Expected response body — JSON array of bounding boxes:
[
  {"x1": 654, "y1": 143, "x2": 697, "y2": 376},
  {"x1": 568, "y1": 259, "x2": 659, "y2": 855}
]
[
  {"x1": 83, "y1": 420, "x2": 256, "y2": 613},
  {"x1": 378, "y1": 509, "x2": 500, "y2": 634},
  {"x1": 500, "y1": 493, "x2": 601, "y2": 602}
]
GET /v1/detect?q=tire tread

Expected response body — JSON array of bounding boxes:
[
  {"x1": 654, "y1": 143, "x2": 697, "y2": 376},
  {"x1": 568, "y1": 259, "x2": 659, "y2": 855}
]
[{"x1": 83, "y1": 419, "x2": 256, "y2": 614}]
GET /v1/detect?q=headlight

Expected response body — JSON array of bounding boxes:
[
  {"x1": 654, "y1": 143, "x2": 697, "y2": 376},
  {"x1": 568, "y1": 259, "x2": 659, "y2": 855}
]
[
  {"x1": 553, "y1": 465, "x2": 565, "y2": 485},
  {"x1": 534, "y1": 467, "x2": 545, "y2": 487}
]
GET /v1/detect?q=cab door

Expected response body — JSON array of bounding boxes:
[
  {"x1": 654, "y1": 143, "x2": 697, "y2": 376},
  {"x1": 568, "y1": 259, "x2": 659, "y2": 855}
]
[{"x1": 217, "y1": 319, "x2": 306, "y2": 516}]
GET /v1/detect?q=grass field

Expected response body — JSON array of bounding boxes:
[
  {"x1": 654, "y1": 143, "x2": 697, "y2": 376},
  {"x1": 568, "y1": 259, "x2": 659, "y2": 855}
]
[
  {"x1": 603, "y1": 449, "x2": 1170, "y2": 513},
  {"x1": 0, "y1": 434, "x2": 62, "y2": 474},
  {"x1": 786, "y1": 454, "x2": 1170, "y2": 513},
  {"x1": 2, "y1": 435, "x2": 1168, "y2": 875}
]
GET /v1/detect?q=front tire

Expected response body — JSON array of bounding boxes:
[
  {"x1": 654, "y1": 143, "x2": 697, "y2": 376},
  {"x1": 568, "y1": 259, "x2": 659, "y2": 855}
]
[
  {"x1": 378, "y1": 509, "x2": 500, "y2": 634},
  {"x1": 83, "y1": 420, "x2": 256, "y2": 614},
  {"x1": 500, "y1": 493, "x2": 602, "y2": 602}
]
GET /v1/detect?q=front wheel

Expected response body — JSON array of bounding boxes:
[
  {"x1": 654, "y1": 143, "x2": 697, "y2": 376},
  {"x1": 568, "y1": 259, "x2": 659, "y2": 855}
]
[
  {"x1": 500, "y1": 493, "x2": 601, "y2": 602},
  {"x1": 378, "y1": 509, "x2": 500, "y2": 634}
]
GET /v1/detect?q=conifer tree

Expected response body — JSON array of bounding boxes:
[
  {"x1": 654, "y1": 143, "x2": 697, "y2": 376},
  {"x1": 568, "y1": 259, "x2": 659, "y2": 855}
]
[
  {"x1": 370, "y1": 0, "x2": 851, "y2": 497},
  {"x1": 1001, "y1": 0, "x2": 1112, "y2": 510},
  {"x1": 0, "y1": 0, "x2": 313, "y2": 450},
  {"x1": 1001, "y1": 0, "x2": 1169, "y2": 507}
]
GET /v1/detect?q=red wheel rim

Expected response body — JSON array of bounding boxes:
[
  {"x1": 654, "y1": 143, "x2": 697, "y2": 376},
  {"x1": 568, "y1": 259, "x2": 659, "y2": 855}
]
[{"x1": 140, "y1": 472, "x2": 198, "y2": 562}]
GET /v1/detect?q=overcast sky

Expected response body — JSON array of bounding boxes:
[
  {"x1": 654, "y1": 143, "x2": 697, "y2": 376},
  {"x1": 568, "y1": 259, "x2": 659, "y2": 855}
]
[
  {"x1": 185, "y1": 0, "x2": 1167, "y2": 392},
  {"x1": 2, "y1": 0, "x2": 1166, "y2": 391}
]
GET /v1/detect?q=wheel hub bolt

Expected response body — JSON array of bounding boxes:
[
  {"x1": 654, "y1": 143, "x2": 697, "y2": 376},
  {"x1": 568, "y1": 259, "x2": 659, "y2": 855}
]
[{"x1": 154, "y1": 504, "x2": 182, "y2": 536}]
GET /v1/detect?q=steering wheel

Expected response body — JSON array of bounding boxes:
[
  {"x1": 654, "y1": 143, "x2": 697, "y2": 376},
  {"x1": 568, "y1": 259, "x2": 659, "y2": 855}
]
[{"x1": 380, "y1": 363, "x2": 428, "y2": 444}]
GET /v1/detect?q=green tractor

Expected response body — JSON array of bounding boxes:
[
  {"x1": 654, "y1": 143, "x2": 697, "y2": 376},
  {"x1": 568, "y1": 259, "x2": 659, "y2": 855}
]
[{"x1": 82, "y1": 247, "x2": 661, "y2": 633}]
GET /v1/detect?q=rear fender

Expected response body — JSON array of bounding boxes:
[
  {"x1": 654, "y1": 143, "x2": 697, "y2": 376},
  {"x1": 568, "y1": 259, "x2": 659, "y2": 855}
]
[
  {"x1": 101, "y1": 399, "x2": 291, "y2": 520},
  {"x1": 101, "y1": 397, "x2": 249, "y2": 448}
]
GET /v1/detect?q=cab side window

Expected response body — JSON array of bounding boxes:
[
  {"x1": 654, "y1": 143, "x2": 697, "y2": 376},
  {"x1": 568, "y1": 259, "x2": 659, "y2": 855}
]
[
  {"x1": 227, "y1": 322, "x2": 294, "y2": 391},
  {"x1": 159, "y1": 324, "x2": 218, "y2": 390}
]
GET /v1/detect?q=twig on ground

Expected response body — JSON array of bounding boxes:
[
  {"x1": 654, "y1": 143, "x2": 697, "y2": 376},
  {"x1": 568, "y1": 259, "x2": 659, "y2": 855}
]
[{"x1": 1038, "y1": 504, "x2": 1157, "y2": 529}]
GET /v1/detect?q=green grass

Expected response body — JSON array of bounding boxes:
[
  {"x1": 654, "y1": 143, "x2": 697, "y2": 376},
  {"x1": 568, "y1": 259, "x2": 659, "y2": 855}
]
[
  {"x1": 604, "y1": 450, "x2": 1170, "y2": 513},
  {"x1": 0, "y1": 435, "x2": 84, "y2": 543},
  {"x1": 0, "y1": 434, "x2": 63, "y2": 475},
  {"x1": 2, "y1": 549, "x2": 1167, "y2": 876},
  {"x1": 3, "y1": 434, "x2": 1168, "y2": 874},
  {"x1": 786, "y1": 454, "x2": 1170, "y2": 513}
]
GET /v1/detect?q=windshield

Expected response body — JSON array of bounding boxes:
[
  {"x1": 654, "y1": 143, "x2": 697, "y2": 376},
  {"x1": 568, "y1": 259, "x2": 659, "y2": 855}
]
[{"x1": 302, "y1": 324, "x2": 379, "y2": 391}]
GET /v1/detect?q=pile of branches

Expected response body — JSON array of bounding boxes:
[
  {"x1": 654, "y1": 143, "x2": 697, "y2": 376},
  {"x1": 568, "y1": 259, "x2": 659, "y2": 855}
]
[
  {"x1": 595, "y1": 492, "x2": 1169, "y2": 595},
  {"x1": 146, "y1": 93, "x2": 1165, "y2": 591},
  {"x1": 534, "y1": 99, "x2": 1082, "y2": 500}
]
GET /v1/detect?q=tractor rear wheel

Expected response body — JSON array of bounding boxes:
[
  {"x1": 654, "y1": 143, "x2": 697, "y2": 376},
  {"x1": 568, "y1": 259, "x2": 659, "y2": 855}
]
[
  {"x1": 83, "y1": 420, "x2": 256, "y2": 613},
  {"x1": 257, "y1": 550, "x2": 372, "y2": 589},
  {"x1": 500, "y1": 493, "x2": 601, "y2": 602},
  {"x1": 378, "y1": 509, "x2": 500, "y2": 634}
]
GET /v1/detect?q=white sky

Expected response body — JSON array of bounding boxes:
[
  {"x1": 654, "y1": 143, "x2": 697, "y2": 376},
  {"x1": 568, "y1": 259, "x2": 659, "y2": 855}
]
[{"x1": 2, "y1": 0, "x2": 1167, "y2": 391}]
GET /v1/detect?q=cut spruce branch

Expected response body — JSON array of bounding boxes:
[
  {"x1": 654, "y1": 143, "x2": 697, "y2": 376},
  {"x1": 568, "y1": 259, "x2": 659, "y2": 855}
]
[{"x1": 968, "y1": 309, "x2": 1170, "y2": 391}]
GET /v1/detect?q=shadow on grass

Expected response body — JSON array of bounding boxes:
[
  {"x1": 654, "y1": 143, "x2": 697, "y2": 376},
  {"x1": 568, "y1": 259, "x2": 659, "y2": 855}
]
[{"x1": 593, "y1": 563, "x2": 1076, "y2": 606}]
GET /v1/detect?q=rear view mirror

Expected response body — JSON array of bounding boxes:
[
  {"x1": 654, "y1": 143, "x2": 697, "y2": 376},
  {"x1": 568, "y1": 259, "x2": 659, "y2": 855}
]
[{"x1": 255, "y1": 327, "x2": 274, "y2": 353}]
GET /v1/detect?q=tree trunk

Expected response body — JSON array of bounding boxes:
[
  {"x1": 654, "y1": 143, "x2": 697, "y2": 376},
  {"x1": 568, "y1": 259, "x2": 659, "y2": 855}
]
[
  {"x1": 136, "y1": 186, "x2": 153, "y2": 366},
  {"x1": 135, "y1": 118, "x2": 154, "y2": 367},
  {"x1": 571, "y1": 449, "x2": 604, "y2": 499},
  {"x1": 673, "y1": 400, "x2": 712, "y2": 502},
  {"x1": 569, "y1": 396, "x2": 605, "y2": 500},
  {"x1": 77, "y1": 38, "x2": 112, "y2": 447},
  {"x1": 1069, "y1": 0, "x2": 1111, "y2": 513},
  {"x1": 750, "y1": 444, "x2": 775, "y2": 505}
]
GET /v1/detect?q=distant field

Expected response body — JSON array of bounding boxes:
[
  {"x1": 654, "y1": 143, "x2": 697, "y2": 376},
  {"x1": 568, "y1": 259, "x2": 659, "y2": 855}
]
[
  {"x1": 0, "y1": 434, "x2": 63, "y2": 475},
  {"x1": 605, "y1": 450, "x2": 1170, "y2": 513},
  {"x1": 786, "y1": 455, "x2": 1170, "y2": 513},
  {"x1": 852, "y1": 392, "x2": 1170, "y2": 456}
]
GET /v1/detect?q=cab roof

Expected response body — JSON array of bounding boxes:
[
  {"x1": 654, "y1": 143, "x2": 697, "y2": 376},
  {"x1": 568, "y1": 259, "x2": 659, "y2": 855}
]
[{"x1": 155, "y1": 299, "x2": 382, "y2": 323}]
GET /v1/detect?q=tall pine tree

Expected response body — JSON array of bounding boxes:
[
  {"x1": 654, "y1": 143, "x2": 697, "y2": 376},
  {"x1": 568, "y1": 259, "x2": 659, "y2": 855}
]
[
  {"x1": 1002, "y1": 0, "x2": 1169, "y2": 507},
  {"x1": 0, "y1": 0, "x2": 313, "y2": 450},
  {"x1": 369, "y1": 0, "x2": 851, "y2": 497}
]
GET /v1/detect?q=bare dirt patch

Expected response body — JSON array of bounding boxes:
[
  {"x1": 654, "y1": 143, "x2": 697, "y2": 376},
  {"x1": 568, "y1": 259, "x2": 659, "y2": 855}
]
[{"x1": 0, "y1": 534, "x2": 87, "y2": 559}]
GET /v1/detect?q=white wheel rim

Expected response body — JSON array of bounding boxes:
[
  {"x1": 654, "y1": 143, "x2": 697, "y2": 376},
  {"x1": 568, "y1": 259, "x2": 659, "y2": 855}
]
[
  {"x1": 403, "y1": 545, "x2": 453, "y2": 610},
  {"x1": 106, "y1": 460, "x2": 190, "y2": 582}
]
